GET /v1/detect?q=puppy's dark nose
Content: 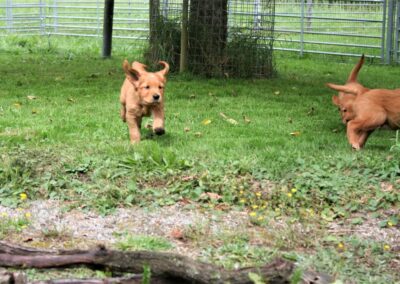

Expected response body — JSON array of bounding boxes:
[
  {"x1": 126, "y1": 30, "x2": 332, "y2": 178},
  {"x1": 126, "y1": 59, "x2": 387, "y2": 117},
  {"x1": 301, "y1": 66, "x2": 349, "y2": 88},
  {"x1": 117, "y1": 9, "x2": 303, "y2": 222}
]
[{"x1": 153, "y1": 94, "x2": 160, "y2": 101}]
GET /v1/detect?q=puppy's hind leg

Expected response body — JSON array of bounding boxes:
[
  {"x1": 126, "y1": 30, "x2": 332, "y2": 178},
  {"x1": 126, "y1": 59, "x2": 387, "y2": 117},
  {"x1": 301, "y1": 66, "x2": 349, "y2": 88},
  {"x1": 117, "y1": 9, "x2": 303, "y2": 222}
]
[
  {"x1": 347, "y1": 112, "x2": 386, "y2": 150},
  {"x1": 358, "y1": 130, "x2": 373, "y2": 148}
]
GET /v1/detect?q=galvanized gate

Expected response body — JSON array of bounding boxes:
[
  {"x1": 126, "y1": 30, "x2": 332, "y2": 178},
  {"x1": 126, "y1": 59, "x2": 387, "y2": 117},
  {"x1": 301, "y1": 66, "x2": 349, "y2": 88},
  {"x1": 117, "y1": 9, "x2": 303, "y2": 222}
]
[
  {"x1": 395, "y1": 0, "x2": 400, "y2": 62},
  {"x1": 1, "y1": 0, "x2": 400, "y2": 63}
]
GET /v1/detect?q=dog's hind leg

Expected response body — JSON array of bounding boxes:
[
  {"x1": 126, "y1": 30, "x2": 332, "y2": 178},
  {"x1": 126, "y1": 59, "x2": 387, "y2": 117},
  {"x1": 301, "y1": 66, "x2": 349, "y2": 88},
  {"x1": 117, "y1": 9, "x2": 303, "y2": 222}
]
[
  {"x1": 358, "y1": 130, "x2": 373, "y2": 148},
  {"x1": 347, "y1": 112, "x2": 386, "y2": 149}
]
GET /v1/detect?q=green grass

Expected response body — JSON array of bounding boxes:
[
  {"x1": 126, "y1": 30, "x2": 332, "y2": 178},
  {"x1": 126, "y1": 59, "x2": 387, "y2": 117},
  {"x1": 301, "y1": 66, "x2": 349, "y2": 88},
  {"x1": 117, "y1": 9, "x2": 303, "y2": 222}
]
[
  {"x1": 115, "y1": 234, "x2": 174, "y2": 251},
  {"x1": 0, "y1": 36, "x2": 399, "y2": 283}
]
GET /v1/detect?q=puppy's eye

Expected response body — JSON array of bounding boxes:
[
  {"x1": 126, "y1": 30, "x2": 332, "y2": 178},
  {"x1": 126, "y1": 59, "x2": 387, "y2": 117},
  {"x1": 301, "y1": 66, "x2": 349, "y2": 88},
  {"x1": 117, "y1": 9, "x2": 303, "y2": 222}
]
[
  {"x1": 159, "y1": 86, "x2": 164, "y2": 90},
  {"x1": 144, "y1": 86, "x2": 150, "y2": 89},
  {"x1": 343, "y1": 109, "x2": 347, "y2": 113}
]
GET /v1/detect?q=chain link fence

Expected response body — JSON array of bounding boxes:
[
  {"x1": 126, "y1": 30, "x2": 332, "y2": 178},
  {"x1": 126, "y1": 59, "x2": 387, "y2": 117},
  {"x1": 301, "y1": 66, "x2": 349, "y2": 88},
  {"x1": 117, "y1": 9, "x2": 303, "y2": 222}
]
[{"x1": 1, "y1": 0, "x2": 399, "y2": 63}]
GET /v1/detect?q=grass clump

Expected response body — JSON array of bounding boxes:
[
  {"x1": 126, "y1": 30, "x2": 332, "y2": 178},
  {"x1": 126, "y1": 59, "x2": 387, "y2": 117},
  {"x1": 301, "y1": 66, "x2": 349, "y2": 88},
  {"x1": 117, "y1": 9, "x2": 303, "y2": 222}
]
[{"x1": 115, "y1": 234, "x2": 174, "y2": 251}]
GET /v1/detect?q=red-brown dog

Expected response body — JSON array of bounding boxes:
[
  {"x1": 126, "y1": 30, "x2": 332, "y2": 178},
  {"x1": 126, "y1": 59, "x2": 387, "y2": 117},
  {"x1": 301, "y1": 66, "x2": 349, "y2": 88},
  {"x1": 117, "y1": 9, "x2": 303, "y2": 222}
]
[
  {"x1": 330, "y1": 54, "x2": 369, "y2": 124},
  {"x1": 327, "y1": 59, "x2": 400, "y2": 149},
  {"x1": 120, "y1": 60, "x2": 169, "y2": 143}
]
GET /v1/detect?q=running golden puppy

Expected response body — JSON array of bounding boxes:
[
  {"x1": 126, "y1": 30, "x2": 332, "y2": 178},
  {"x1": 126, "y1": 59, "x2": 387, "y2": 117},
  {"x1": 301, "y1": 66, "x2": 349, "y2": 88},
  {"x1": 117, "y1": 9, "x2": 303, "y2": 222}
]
[{"x1": 120, "y1": 60, "x2": 169, "y2": 143}]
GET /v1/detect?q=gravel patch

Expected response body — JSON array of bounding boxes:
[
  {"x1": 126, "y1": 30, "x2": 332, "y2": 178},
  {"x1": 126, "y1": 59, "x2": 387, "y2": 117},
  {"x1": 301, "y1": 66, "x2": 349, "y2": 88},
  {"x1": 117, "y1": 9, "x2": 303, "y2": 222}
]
[
  {"x1": 0, "y1": 200, "x2": 250, "y2": 257},
  {"x1": 1, "y1": 201, "x2": 398, "y2": 257}
]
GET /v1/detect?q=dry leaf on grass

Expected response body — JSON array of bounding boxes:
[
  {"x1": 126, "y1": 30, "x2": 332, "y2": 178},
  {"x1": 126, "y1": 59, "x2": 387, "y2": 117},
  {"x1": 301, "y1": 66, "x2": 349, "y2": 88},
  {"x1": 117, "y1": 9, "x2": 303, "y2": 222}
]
[
  {"x1": 219, "y1": 112, "x2": 238, "y2": 125},
  {"x1": 290, "y1": 131, "x2": 301, "y2": 137},
  {"x1": 202, "y1": 119, "x2": 212, "y2": 125}
]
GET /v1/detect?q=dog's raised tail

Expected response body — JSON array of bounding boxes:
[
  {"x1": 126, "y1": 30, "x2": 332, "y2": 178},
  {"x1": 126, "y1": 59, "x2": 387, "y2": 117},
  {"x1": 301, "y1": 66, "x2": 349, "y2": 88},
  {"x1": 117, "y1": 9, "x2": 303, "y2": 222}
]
[{"x1": 346, "y1": 54, "x2": 365, "y2": 83}]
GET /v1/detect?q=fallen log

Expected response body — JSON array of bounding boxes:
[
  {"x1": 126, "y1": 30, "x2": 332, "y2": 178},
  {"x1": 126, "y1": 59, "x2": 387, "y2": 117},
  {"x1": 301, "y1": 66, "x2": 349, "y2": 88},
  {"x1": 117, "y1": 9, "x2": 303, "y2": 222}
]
[{"x1": 0, "y1": 241, "x2": 332, "y2": 284}]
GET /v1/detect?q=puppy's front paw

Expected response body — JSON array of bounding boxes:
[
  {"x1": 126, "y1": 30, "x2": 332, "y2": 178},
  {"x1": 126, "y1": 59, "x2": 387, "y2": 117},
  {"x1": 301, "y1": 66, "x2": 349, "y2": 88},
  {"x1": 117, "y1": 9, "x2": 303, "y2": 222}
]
[
  {"x1": 154, "y1": 128, "x2": 165, "y2": 136},
  {"x1": 351, "y1": 144, "x2": 361, "y2": 151}
]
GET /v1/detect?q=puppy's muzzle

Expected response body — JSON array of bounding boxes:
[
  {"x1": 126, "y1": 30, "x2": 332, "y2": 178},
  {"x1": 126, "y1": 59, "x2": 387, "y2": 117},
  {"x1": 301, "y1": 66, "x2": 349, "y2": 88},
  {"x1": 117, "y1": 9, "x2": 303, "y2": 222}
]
[{"x1": 153, "y1": 94, "x2": 160, "y2": 102}]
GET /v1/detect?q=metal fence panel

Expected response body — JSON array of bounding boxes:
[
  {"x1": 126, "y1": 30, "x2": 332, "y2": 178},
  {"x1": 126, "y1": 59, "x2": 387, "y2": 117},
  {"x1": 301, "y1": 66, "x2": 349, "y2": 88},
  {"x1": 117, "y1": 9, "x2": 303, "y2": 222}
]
[{"x1": 0, "y1": 0, "x2": 398, "y2": 62}]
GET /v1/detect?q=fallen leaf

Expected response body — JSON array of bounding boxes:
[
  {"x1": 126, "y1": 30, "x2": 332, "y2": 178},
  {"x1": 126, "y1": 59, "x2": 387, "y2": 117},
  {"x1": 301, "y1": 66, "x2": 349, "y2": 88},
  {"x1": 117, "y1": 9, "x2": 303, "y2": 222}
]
[
  {"x1": 219, "y1": 112, "x2": 238, "y2": 125},
  {"x1": 89, "y1": 73, "x2": 100, "y2": 78},
  {"x1": 307, "y1": 107, "x2": 315, "y2": 116},
  {"x1": 184, "y1": 127, "x2": 190, "y2": 132},
  {"x1": 243, "y1": 115, "x2": 251, "y2": 124},
  {"x1": 226, "y1": 118, "x2": 238, "y2": 125},
  {"x1": 202, "y1": 119, "x2": 212, "y2": 125},
  {"x1": 274, "y1": 91, "x2": 280, "y2": 95},
  {"x1": 194, "y1": 132, "x2": 202, "y2": 137},
  {"x1": 27, "y1": 95, "x2": 36, "y2": 100},
  {"x1": 290, "y1": 131, "x2": 301, "y2": 136},
  {"x1": 201, "y1": 192, "x2": 222, "y2": 200},
  {"x1": 181, "y1": 175, "x2": 195, "y2": 181},
  {"x1": 14, "y1": 102, "x2": 22, "y2": 108},
  {"x1": 31, "y1": 109, "x2": 38, "y2": 114},
  {"x1": 170, "y1": 228, "x2": 185, "y2": 240},
  {"x1": 67, "y1": 98, "x2": 75, "y2": 103}
]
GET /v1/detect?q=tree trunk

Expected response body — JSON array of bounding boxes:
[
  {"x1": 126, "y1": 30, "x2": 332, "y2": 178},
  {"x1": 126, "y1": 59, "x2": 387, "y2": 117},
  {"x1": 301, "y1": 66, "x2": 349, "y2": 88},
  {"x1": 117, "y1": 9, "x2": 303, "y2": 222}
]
[{"x1": 188, "y1": 0, "x2": 228, "y2": 76}]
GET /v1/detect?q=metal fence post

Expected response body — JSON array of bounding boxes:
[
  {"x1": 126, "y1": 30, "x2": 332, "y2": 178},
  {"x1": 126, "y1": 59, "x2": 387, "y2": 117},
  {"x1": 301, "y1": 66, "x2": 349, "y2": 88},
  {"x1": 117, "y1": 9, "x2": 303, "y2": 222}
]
[
  {"x1": 300, "y1": 0, "x2": 305, "y2": 57},
  {"x1": 6, "y1": 0, "x2": 13, "y2": 33},
  {"x1": 102, "y1": 0, "x2": 115, "y2": 58},
  {"x1": 386, "y1": 0, "x2": 395, "y2": 64},
  {"x1": 53, "y1": 0, "x2": 58, "y2": 33},
  {"x1": 97, "y1": 0, "x2": 101, "y2": 36},
  {"x1": 39, "y1": 0, "x2": 45, "y2": 35},
  {"x1": 381, "y1": 0, "x2": 387, "y2": 63},
  {"x1": 162, "y1": 0, "x2": 169, "y2": 18},
  {"x1": 254, "y1": 0, "x2": 261, "y2": 30},
  {"x1": 395, "y1": 0, "x2": 400, "y2": 62}
]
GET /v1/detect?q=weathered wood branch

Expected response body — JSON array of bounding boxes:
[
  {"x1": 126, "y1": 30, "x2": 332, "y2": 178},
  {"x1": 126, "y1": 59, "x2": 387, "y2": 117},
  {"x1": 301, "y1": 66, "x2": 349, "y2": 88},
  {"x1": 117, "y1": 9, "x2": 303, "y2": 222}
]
[{"x1": 0, "y1": 242, "x2": 332, "y2": 284}]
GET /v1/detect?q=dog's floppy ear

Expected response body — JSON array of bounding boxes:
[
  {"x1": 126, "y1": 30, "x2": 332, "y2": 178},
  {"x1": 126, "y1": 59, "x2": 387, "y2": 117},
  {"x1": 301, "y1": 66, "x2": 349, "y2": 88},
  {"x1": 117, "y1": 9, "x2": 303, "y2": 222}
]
[
  {"x1": 131, "y1": 61, "x2": 148, "y2": 74},
  {"x1": 332, "y1": 95, "x2": 340, "y2": 106},
  {"x1": 157, "y1": 61, "x2": 170, "y2": 77},
  {"x1": 346, "y1": 54, "x2": 364, "y2": 83},
  {"x1": 123, "y1": 59, "x2": 140, "y2": 85},
  {"x1": 326, "y1": 83, "x2": 361, "y2": 96}
]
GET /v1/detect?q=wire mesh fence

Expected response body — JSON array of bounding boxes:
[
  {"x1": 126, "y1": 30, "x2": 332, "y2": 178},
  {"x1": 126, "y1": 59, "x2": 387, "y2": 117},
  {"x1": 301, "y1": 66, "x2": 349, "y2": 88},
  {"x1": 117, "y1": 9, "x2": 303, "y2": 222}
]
[
  {"x1": 0, "y1": 0, "x2": 399, "y2": 64},
  {"x1": 143, "y1": 0, "x2": 275, "y2": 77}
]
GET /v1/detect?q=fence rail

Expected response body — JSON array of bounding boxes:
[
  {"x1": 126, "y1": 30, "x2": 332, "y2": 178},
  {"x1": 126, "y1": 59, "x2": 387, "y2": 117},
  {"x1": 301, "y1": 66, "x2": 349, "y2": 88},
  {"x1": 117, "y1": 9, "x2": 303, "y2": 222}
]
[{"x1": 0, "y1": 0, "x2": 399, "y2": 63}]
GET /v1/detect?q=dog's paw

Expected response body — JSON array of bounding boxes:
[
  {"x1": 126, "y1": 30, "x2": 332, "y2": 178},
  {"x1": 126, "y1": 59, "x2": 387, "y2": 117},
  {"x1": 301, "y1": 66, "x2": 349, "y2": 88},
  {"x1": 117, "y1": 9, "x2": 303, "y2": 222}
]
[
  {"x1": 351, "y1": 144, "x2": 361, "y2": 151},
  {"x1": 154, "y1": 128, "x2": 165, "y2": 136}
]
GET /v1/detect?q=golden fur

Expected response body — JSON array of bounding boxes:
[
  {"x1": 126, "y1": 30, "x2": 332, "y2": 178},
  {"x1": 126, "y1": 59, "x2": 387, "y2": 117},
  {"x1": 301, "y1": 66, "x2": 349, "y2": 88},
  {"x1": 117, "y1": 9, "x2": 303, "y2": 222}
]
[
  {"x1": 327, "y1": 56, "x2": 400, "y2": 149},
  {"x1": 120, "y1": 60, "x2": 169, "y2": 143},
  {"x1": 330, "y1": 54, "x2": 369, "y2": 124}
]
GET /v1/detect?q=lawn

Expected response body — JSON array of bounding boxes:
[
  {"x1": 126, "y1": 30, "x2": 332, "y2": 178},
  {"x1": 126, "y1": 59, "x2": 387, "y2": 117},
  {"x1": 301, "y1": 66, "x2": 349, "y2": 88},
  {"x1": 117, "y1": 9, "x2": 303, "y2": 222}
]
[{"x1": 0, "y1": 36, "x2": 399, "y2": 283}]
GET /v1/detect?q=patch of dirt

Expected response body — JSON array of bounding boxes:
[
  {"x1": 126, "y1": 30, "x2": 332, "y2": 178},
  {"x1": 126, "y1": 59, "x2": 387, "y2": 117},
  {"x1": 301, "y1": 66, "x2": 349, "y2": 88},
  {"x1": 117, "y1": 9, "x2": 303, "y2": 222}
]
[{"x1": 0, "y1": 201, "x2": 398, "y2": 259}]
